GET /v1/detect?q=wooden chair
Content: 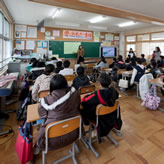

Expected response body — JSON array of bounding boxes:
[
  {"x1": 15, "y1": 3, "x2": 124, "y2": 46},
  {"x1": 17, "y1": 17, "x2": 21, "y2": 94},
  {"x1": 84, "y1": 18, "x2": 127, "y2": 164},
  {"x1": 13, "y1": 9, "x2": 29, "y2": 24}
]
[
  {"x1": 85, "y1": 100, "x2": 120, "y2": 158},
  {"x1": 79, "y1": 85, "x2": 96, "y2": 95},
  {"x1": 101, "y1": 67, "x2": 109, "y2": 72},
  {"x1": 39, "y1": 90, "x2": 49, "y2": 99},
  {"x1": 86, "y1": 64, "x2": 94, "y2": 76},
  {"x1": 64, "y1": 74, "x2": 76, "y2": 81},
  {"x1": 42, "y1": 115, "x2": 82, "y2": 164}
]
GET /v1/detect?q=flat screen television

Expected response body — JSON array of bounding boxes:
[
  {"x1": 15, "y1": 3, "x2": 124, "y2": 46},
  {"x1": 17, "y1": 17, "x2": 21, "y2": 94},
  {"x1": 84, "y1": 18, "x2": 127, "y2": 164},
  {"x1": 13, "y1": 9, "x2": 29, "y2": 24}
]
[{"x1": 101, "y1": 47, "x2": 117, "y2": 58}]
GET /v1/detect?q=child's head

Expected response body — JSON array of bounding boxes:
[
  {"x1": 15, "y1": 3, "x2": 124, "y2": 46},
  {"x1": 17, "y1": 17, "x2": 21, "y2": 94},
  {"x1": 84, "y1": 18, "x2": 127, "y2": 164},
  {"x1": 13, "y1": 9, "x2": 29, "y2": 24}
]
[
  {"x1": 136, "y1": 58, "x2": 142, "y2": 65},
  {"x1": 128, "y1": 55, "x2": 131, "y2": 58},
  {"x1": 56, "y1": 61, "x2": 62, "y2": 68},
  {"x1": 30, "y1": 58, "x2": 37, "y2": 64},
  {"x1": 113, "y1": 57, "x2": 117, "y2": 62},
  {"x1": 150, "y1": 61, "x2": 157, "y2": 69},
  {"x1": 64, "y1": 60, "x2": 70, "y2": 68},
  {"x1": 141, "y1": 54, "x2": 145, "y2": 58},
  {"x1": 77, "y1": 66, "x2": 85, "y2": 76},
  {"x1": 51, "y1": 57, "x2": 57, "y2": 61},
  {"x1": 44, "y1": 64, "x2": 55, "y2": 76},
  {"x1": 118, "y1": 55, "x2": 123, "y2": 62},
  {"x1": 37, "y1": 61, "x2": 45, "y2": 68},
  {"x1": 101, "y1": 56, "x2": 106, "y2": 63},
  {"x1": 50, "y1": 74, "x2": 68, "y2": 93},
  {"x1": 98, "y1": 73, "x2": 111, "y2": 88}
]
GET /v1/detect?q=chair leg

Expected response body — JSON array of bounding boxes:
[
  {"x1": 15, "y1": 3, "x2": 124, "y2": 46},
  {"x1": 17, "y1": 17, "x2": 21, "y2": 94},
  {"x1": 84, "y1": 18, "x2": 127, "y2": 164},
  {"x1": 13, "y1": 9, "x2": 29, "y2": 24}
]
[
  {"x1": 72, "y1": 142, "x2": 78, "y2": 164},
  {"x1": 107, "y1": 133, "x2": 119, "y2": 147},
  {"x1": 112, "y1": 128, "x2": 122, "y2": 137},
  {"x1": 88, "y1": 123, "x2": 100, "y2": 158},
  {"x1": 75, "y1": 143, "x2": 80, "y2": 154},
  {"x1": 42, "y1": 151, "x2": 46, "y2": 164}
]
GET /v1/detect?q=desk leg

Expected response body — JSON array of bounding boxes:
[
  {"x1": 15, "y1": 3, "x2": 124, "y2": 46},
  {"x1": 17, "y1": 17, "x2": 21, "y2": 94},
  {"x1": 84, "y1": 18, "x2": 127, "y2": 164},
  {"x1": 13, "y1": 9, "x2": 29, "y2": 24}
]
[{"x1": 0, "y1": 96, "x2": 6, "y2": 112}]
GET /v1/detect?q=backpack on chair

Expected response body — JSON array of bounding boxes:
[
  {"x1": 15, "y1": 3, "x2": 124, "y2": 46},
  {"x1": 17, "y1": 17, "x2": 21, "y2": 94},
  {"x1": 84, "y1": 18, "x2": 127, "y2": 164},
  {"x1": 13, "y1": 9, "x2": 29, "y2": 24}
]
[{"x1": 141, "y1": 85, "x2": 160, "y2": 110}]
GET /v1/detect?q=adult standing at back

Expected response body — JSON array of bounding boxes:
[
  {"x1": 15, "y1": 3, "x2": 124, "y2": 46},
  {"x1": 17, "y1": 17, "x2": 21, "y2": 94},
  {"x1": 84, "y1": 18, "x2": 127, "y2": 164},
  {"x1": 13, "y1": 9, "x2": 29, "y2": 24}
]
[
  {"x1": 153, "y1": 47, "x2": 161, "y2": 62},
  {"x1": 77, "y1": 45, "x2": 85, "y2": 64},
  {"x1": 128, "y1": 48, "x2": 136, "y2": 58}
]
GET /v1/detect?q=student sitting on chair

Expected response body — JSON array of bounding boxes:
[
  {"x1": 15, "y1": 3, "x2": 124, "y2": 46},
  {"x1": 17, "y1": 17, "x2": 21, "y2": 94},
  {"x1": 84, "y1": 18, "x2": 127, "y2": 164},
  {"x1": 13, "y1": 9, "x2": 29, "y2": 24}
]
[
  {"x1": 158, "y1": 55, "x2": 164, "y2": 68},
  {"x1": 59, "y1": 60, "x2": 74, "y2": 75},
  {"x1": 72, "y1": 66, "x2": 90, "y2": 90},
  {"x1": 36, "y1": 74, "x2": 80, "y2": 151},
  {"x1": 126, "y1": 58, "x2": 136, "y2": 71},
  {"x1": 55, "y1": 61, "x2": 63, "y2": 73},
  {"x1": 130, "y1": 58, "x2": 145, "y2": 85},
  {"x1": 32, "y1": 64, "x2": 55, "y2": 102},
  {"x1": 95, "y1": 57, "x2": 108, "y2": 69},
  {"x1": 109, "y1": 57, "x2": 117, "y2": 68},
  {"x1": 116, "y1": 55, "x2": 126, "y2": 69},
  {"x1": 26, "y1": 58, "x2": 37, "y2": 73},
  {"x1": 81, "y1": 73, "x2": 122, "y2": 142},
  {"x1": 125, "y1": 55, "x2": 131, "y2": 63},
  {"x1": 141, "y1": 54, "x2": 146, "y2": 63},
  {"x1": 149, "y1": 60, "x2": 158, "y2": 78}
]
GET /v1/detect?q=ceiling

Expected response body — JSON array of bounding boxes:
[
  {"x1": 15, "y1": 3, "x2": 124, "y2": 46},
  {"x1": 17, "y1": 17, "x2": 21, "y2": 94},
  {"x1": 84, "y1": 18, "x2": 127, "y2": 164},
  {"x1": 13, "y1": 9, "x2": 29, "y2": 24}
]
[
  {"x1": 80, "y1": 0, "x2": 164, "y2": 21},
  {"x1": 4, "y1": 0, "x2": 156, "y2": 32}
]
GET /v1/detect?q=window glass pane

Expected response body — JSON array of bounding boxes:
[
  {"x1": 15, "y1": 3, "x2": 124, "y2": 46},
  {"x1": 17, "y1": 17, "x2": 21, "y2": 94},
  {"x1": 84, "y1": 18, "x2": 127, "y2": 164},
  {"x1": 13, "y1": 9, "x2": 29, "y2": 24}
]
[
  {"x1": 6, "y1": 41, "x2": 10, "y2": 59},
  {"x1": 126, "y1": 36, "x2": 136, "y2": 42},
  {"x1": 136, "y1": 42, "x2": 150, "y2": 58},
  {"x1": 4, "y1": 19, "x2": 8, "y2": 37},
  {"x1": 137, "y1": 34, "x2": 150, "y2": 41},
  {"x1": 0, "y1": 39, "x2": 2, "y2": 62},
  {"x1": 152, "y1": 32, "x2": 164, "y2": 40},
  {"x1": 0, "y1": 13, "x2": 2, "y2": 35}
]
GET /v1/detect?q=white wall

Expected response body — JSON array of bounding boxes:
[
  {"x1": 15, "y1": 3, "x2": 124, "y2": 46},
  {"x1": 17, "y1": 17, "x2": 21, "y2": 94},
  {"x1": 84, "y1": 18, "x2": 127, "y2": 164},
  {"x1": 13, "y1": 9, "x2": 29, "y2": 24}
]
[{"x1": 119, "y1": 32, "x2": 125, "y2": 59}]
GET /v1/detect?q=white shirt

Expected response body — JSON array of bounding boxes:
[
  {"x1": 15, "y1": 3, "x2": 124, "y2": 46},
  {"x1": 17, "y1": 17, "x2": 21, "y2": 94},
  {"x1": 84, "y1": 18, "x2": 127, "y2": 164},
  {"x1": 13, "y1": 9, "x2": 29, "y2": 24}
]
[
  {"x1": 59, "y1": 68, "x2": 74, "y2": 76},
  {"x1": 95, "y1": 61, "x2": 108, "y2": 69},
  {"x1": 130, "y1": 64, "x2": 145, "y2": 85}
]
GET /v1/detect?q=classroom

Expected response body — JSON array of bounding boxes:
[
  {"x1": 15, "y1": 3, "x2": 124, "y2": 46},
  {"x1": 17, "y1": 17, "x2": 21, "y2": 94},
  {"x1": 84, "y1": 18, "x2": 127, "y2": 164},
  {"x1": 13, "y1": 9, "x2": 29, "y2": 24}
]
[{"x1": 0, "y1": 0, "x2": 164, "y2": 163}]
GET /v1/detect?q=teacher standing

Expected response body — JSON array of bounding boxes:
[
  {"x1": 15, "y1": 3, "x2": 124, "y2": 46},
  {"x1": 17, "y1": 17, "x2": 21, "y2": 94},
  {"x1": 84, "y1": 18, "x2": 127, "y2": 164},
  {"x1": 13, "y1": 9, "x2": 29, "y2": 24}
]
[{"x1": 77, "y1": 45, "x2": 85, "y2": 64}]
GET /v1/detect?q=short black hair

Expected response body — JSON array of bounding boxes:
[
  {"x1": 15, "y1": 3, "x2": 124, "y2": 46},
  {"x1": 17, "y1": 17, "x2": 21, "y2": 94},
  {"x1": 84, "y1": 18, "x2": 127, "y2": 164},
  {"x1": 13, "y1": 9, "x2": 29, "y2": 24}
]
[
  {"x1": 141, "y1": 54, "x2": 145, "y2": 58},
  {"x1": 37, "y1": 61, "x2": 45, "y2": 67},
  {"x1": 56, "y1": 61, "x2": 62, "y2": 67},
  {"x1": 64, "y1": 60, "x2": 70, "y2": 68},
  {"x1": 98, "y1": 73, "x2": 111, "y2": 88},
  {"x1": 151, "y1": 61, "x2": 157, "y2": 68},
  {"x1": 32, "y1": 60, "x2": 38, "y2": 67},
  {"x1": 50, "y1": 74, "x2": 68, "y2": 93},
  {"x1": 30, "y1": 58, "x2": 37, "y2": 64},
  {"x1": 51, "y1": 57, "x2": 57, "y2": 60},
  {"x1": 136, "y1": 58, "x2": 142, "y2": 65},
  {"x1": 44, "y1": 64, "x2": 55, "y2": 75},
  {"x1": 77, "y1": 66, "x2": 85, "y2": 76}
]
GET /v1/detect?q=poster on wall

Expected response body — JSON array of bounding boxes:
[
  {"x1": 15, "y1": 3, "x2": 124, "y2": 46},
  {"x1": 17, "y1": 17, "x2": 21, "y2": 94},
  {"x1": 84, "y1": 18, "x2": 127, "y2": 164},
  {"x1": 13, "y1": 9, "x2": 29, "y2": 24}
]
[
  {"x1": 15, "y1": 31, "x2": 21, "y2": 38},
  {"x1": 43, "y1": 41, "x2": 48, "y2": 48},
  {"x1": 15, "y1": 25, "x2": 27, "y2": 32},
  {"x1": 37, "y1": 40, "x2": 43, "y2": 48},
  {"x1": 21, "y1": 32, "x2": 26, "y2": 38},
  {"x1": 53, "y1": 30, "x2": 60, "y2": 37},
  {"x1": 105, "y1": 34, "x2": 114, "y2": 41},
  {"x1": 26, "y1": 40, "x2": 35, "y2": 50},
  {"x1": 16, "y1": 40, "x2": 24, "y2": 50},
  {"x1": 27, "y1": 27, "x2": 37, "y2": 38},
  {"x1": 63, "y1": 30, "x2": 92, "y2": 40}
]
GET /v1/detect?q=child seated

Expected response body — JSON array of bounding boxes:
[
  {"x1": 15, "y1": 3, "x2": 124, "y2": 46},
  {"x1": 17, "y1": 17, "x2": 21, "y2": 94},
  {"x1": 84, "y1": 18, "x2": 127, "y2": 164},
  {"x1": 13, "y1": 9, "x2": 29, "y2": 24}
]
[
  {"x1": 59, "y1": 60, "x2": 73, "y2": 75},
  {"x1": 32, "y1": 64, "x2": 55, "y2": 102},
  {"x1": 72, "y1": 66, "x2": 90, "y2": 90},
  {"x1": 81, "y1": 73, "x2": 122, "y2": 142},
  {"x1": 55, "y1": 61, "x2": 63, "y2": 73},
  {"x1": 130, "y1": 58, "x2": 145, "y2": 85},
  {"x1": 95, "y1": 57, "x2": 108, "y2": 69},
  {"x1": 36, "y1": 74, "x2": 80, "y2": 151},
  {"x1": 141, "y1": 54, "x2": 146, "y2": 63},
  {"x1": 109, "y1": 57, "x2": 117, "y2": 68}
]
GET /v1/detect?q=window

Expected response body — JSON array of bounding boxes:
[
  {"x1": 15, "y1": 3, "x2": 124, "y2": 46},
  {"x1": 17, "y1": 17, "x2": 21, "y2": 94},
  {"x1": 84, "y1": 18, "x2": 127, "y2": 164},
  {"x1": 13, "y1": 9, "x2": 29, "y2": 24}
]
[
  {"x1": 151, "y1": 32, "x2": 164, "y2": 41},
  {"x1": 126, "y1": 36, "x2": 136, "y2": 42},
  {"x1": 0, "y1": 12, "x2": 11, "y2": 70},
  {"x1": 137, "y1": 34, "x2": 150, "y2": 41}
]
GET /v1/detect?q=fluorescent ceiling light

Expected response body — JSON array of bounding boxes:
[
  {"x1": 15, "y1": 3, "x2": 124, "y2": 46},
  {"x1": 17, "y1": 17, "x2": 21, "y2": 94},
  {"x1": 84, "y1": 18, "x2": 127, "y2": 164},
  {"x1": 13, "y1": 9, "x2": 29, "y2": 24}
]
[
  {"x1": 55, "y1": 21, "x2": 80, "y2": 27},
  {"x1": 88, "y1": 25, "x2": 107, "y2": 30},
  {"x1": 89, "y1": 16, "x2": 106, "y2": 23},
  {"x1": 118, "y1": 21, "x2": 135, "y2": 27},
  {"x1": 52, "y1": 8, "x2": 61, "y2": 19},
  {"x1": 152, "y1": 21, "x2": 164, "y2": 26}
]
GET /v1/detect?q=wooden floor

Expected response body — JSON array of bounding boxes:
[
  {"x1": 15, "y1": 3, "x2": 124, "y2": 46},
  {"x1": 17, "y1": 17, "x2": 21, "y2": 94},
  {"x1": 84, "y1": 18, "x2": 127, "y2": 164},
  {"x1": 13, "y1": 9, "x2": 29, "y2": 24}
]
[{"x1": 0, "y1": 91, "x2": 164, "y2": 164}]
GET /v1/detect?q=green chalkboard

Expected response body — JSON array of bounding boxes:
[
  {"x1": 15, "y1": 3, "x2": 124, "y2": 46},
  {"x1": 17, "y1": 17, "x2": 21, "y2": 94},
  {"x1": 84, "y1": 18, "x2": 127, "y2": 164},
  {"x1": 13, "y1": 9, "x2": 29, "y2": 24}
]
[{"x1": 49, "y1": 41, "x2": 101, "y2": 59}]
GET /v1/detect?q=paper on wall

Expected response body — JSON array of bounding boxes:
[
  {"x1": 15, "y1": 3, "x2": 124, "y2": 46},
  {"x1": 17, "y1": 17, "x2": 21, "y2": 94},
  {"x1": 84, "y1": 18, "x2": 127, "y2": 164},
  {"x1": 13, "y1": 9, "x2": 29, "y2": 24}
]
[
  {"x1": 16, "y1": 40, "x2": 24, "y2": 50},
  {"x1": 21, "y1": 32, "x2": 26, "y2": 38},
  {"x1": 37, "y1": 40, "x2": 43, "y2": 48},
  {"x1": 94, "y1": 36, "x2": 100, "y2": 42},
  {"x1": 105, "y1": 34, "x2": 114, "y2": 41},
  {"x1": 27, "y1": 27, "x2": 37, "y2": 38},
  {"x1": 15, "y1": 25, "x2": 27, "y2": 32},
  {"x1": 94, "y1": 32, "x2": 100, "y2": 37},
  {"x1": 43, "y1": 41, "x2": 48, "y2": 48},
  {"x1": 26, "y1": 40, "x2": 35, "y2": 50},
  {"x1": 41, "y1": 27, "x2": 45, "y2": 33},
  {"x1": 53, "y1": 30, "x2": 60, "y2": 37}
]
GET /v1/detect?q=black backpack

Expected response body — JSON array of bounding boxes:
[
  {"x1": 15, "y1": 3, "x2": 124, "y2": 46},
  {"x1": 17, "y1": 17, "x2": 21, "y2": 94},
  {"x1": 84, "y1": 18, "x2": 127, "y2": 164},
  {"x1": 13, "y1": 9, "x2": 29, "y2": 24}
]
[{"x1": 16, "y1": 92, "x2": 32, "y2": 121}]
